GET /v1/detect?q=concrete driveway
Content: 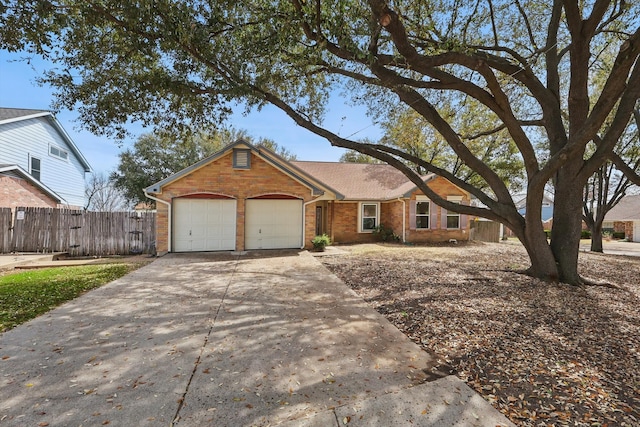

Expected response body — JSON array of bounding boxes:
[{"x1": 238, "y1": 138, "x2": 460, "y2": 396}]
[
  {"x1": 579, "y1": 240, "x2": 640, "y2": 257},
  {"x1": 0, "y1": 251, "x2": 512, "y2": 426}
]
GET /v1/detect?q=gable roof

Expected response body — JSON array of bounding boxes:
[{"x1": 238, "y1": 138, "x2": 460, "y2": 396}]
[
  {"x1": 513, "y1": 192, "x2": 554, "y2": 210},
  {"x1": 145, "y1": 140, "x2": 337, "y2": 197},
  {"x1": 0, "y1": 108, "x2": 49, "y2": 122},
  {"x1": 145, "y1": 140, "x2": 447, "y2": 201},
  {"x1": 604, "y1": 194, "x2": 640, "y2": 221},
  {"x1": 0, "y1": 164, "x2": 63, "y2": 203},
  {"x1": 0, "y1": 107, "x2": 92, "y2": 172},
  {"x1": 291, "y1": 161, "x2": 435, "y2": 200}
]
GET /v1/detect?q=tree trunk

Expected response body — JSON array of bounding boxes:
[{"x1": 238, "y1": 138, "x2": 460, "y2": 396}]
[
  {"x1": 590, "y1": 222, "x2": 604, "y2": 252},
  {"x1": 521, "y1": 226, "x2": 560, "y2": 282},
  {"x1": 510, "y1": 196, "x2": 560, "y2": 282},
  {"x1": 550, "y1": 167, "x2": 586, "y2": 284}
]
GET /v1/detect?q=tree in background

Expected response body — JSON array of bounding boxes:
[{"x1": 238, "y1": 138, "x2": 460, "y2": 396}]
[
  {"x1": 110, "y1": 128, "x2": 296, "y2": 205},
  {"x1": 2, "y1": 1, "x2": 639, "y2": 284},
  {"x1": 583, "y1": 107, "x2": 640, "y2": 251},
  {"x1": 380, "y1": 106, "x2": 525, "y2": 190},
  {"x1": 340, "y1": 138, "x2": 383, "y2": 163},
  {"x1": 84, "y1": 172, "x2": 129, "y2": 212}
]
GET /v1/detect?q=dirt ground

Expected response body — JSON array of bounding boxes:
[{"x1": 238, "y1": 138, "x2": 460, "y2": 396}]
[{"x1": 320, "y1": 242, "x2": 640, "y2": 427}]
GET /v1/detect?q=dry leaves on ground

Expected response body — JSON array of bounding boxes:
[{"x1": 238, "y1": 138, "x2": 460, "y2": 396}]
[{"x1": 321, "y1": 242, "x2": 640, "y2": 427}]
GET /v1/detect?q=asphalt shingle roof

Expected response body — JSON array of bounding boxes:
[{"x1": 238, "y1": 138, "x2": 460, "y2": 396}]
[
  {"x1": 604, "y1": 194, "x2": 640, "y2": 221},
  {"x1": 291, "y1": 161, "x2": 433, "y2": 200},
  {"x1": 0, "y1": 108, "x2": 48, "y2": 121}
]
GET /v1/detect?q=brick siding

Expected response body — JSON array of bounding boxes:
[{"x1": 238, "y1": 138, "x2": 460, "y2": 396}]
[
  {"x1": 404, "y1": 177, "x2": 471, "y2": 243},
  {"x1": 0, "y1": 175, "x2": 58, "y2": 209},
  {"x1": 153, "y1": 152, "x2": 315, "y2": 253},
  {"x1": 152, "y1": 152, "x2": 472, "y2": 253}
]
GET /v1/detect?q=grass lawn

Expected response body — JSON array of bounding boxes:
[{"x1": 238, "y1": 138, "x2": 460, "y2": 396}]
[{"x1": 0, "y1": 263, "x2": 146, "y2": 332}]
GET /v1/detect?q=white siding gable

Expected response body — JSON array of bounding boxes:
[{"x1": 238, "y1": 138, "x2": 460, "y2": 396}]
[{"x1": 0, "y1": 116, "x2": 89, "y2": 207}]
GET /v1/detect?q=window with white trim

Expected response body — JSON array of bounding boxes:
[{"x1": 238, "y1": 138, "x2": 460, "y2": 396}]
[
  {"x1": 446, "y1": 196, "x2": 462, "y2": 229},
  {"x1": 359, "y1": 202, "x2": 379, "y2": 232},
  {"x1": 30, "y1": 156, "x2": 41, "y2": 181},
  {"x1": 415, "y1": 196, "x2": 430, "y2": 229},
  {"x1": 49, "y1": 144, "x2": 69, "y2": 161}
]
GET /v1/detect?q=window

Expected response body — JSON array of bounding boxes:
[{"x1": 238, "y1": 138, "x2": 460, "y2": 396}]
[
  {"x1": 446, "y1": 196, "x2": 462, "y2": 229},
  {"x1": 360, "y1": 203, "x2": 378, "y2": 232},
  {"x1": 415, "y1": 198, "x2": 430, "y2": 229},
  {"x1": 30, "y1": 156, "x2": 41, "y2": 181},
  {"x1": 446, "y1": 211, "x2": 460, "y2": 229},
  {"x1": 49, "y1": 145, "x2": 69, "y2": 161},
  {"x1": 233, "y1": 149, "x2": 251, "y2": 169}
]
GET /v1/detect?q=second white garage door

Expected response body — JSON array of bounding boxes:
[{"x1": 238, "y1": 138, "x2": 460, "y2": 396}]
[
  {"x1": 173, "y1": 199, "x2": 236, "y2": 252},
  {"x1": 245, "y1": 199, "x2": 303, "y2": 249}
]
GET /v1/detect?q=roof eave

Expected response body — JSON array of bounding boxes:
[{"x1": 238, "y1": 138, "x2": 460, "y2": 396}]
[
  {"x1": 0, "y1": 111, "x2": 50, "y2": 126},
  {"x1": 0, "y1": 111, "x2": 92, "y2": 173},
  {"x1": 46, "y1": 115, "x2": 92, "y2": 172},
  {"x1": 145, "y1": 140, "x2": 341, "y2": 199},
  {"x1": 0, "y1": 165, "x2": 63, "y2": 203},
  {"x1": 400, "y1": 174, "x2": 438, "y2": 198}
]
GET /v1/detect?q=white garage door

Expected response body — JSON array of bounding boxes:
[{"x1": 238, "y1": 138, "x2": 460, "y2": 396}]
[
  {"x1": 634, "y1": 221, "x2": 640, "y2": 243},
  {"x1": 173, "y1": 199, "x2": 236, "y2": 252},
  {"x1": 245, "y1": 199, "x2": 303, "y2": 250}
]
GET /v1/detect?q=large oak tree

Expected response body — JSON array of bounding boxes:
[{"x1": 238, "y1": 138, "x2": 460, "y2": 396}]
[{"x1": 2, "y1": 0, "x2": 640, "y2": 283}]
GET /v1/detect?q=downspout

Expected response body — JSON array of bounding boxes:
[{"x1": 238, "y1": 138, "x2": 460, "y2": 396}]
[
  {"x1": 398, "y1": 197, "x2": 406, "y2": 243},
  {"x1": 302, "y1": 194, "x2": 334, "y2": 249},
  {"x1": 144, "y1": 191, "x2": 171, "y2": 255}
]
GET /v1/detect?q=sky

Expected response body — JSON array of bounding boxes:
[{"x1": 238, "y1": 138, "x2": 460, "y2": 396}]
[{"x1": 0, "y1": 50, "x2": 383, "y2": 175}]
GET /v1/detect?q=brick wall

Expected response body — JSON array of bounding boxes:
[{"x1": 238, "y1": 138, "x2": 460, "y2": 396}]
[
  {"x1": 404, "y1": 177, "x2": 470, "y2": 243},
  {"x1": 151, "y1": 152, "x2": 473, "y2": 252},
  {"x1": 154, "y1": 152, "x2": 315, "y2": 253},
  {"x1": 381, "y1": 201, "x2": 404, "y2": 239},
  {"x1": 0, "y1": 175, "x2": 58, "y2": 209},
  {"x1": 330, "y1": 202, "x2": 378, "y2": 244}
]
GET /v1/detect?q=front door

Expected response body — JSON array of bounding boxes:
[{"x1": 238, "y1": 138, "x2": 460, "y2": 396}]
[{"x1": 315, "y1": 206, "x2": 323, "y2": 236}]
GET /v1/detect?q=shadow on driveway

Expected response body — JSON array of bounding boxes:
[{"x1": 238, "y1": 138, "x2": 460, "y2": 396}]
[{"x1": 0, "y1": 250, "x2": 512, "y2": 426}]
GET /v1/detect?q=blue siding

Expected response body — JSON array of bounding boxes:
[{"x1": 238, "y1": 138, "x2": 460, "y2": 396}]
[
  {"x1": 518, "y1": 205, "x2": 554, "y2": 222},
  {"x1": 0, "y1": 117, "x2": 88, "y2": 207}
]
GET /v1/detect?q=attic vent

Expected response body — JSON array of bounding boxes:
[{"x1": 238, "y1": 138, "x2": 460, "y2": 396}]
[{"x1": 233, "y1": 149, "x2": 251, "y2": 169}]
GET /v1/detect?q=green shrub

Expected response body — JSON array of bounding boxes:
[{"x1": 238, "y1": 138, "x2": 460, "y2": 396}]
[
  {"x1": 544, "y1": 229, "x2": 551, "y2": 238},
  {"x1": 311, "y1": 234, "x2": 331, "y2": 251},
  {"x1": 581, "y1": 230, "x2": 591, "y2": 239},
  {"x1": 373, "y1": 224, "x2": 401, "y2": 242},
  {"x1": 613, "y1": 231, "x2": 626, "y2": 239}
]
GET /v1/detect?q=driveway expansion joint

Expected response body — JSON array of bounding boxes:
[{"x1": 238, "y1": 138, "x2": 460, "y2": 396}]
[{"x1": 171, "y1": 253, "x2": 242, "y2": 426}]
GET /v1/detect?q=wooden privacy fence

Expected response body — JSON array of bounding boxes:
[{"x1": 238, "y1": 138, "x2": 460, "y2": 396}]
[
  {"x1": 2, "y1": 207, "x2": 156, "y2": 256},
  {"x1": 470, "y1": 220, "x2": 501, "y2": 243},
  {"x1": 0, "y1": 208, "x2": 12, "y2": 254}
]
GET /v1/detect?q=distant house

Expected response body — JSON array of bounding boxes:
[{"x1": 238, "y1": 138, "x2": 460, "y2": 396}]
[
  {"x1": 514, "y1": 193, "x2": 554, "y2": 224},
  {"x1": 604, "y1": 194, "x2": 640, "y2": 242},
  {"x1": 0, "y1": 108, "x2": 92, "y2": 209},
  {"x1": 145, "y1": 140, "x2": 471, "y2": 254}
]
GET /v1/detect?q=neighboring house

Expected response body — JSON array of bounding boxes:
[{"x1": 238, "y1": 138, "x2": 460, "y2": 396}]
[
  {"x1": 514, "y1": 193, "x2": 554, "y2": 222},
  {"x1": 0, "y1": 164, "x2": 62, "y2": 208},
  {"x1": 603, "y1": 194, "x2": 640, "y2": 242},
  {"x1": 145, "y1": 140, "x2": 471, "y2": 254},
  {"x1": 0, "y1": 108, "x2": 92, "y2": 209}
]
